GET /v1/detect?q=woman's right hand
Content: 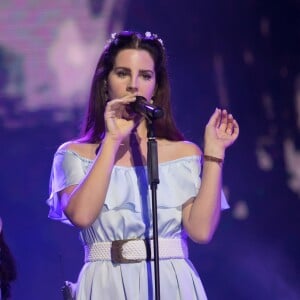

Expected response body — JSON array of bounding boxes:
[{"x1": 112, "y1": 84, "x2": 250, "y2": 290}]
[{"x1": 104, "y1": 95, "x2": 137, "y2": 143}]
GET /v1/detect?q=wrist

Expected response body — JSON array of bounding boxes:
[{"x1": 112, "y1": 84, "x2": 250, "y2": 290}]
[
  {"x1": 202, "y1": 154, "x2": 224, "y2": 166},
  {"x1": 202, "y1": 146, "x2": 225, "y2": 166},
  {"x1": 203, "y1": 144, "x2": 225, "y2": 159},
  {"x1": 203, "y1": 150, "x2": 225, "y2": 160},
  {"x1": 101, "y1": 135, "x2": 122, "y2": 152},
  {"x1": 104, "y1": 133, "x2": 122, "y2": 144}
]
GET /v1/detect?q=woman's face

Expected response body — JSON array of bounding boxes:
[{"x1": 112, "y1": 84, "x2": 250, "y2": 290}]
[{"x1": 107, "y1": 49, "x2": 156, "y2": 101}]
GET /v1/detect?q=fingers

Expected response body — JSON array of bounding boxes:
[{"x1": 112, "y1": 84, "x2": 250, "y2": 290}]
[
  {"x1": 208, "y1": 107, "x2": 239, "y2": 137},
  {"x1": 224, "y1": 113, "x2": 234, "y2": 134},
  {"x1": 104, "y1": 95, "x2": 138, "y2": 140},
  {"x1": 207, "y1": 108, "x2": 222, "y2": 127},
  {"x1": 207, "y1": 108, "x2": 229, "y2": 128},
  {"x1": 222, "y1": 111, "x2": 239, "y2": 137},
  {"x1": 231, "y1": 119, "x2": 240, "y2": 138},
  {"x1": 106, "y1": 95, "x2": 136, "y2": 109},
  {"x1": 219, "y1": 110, "x2": 228, "y2": 131},
  {"x1": 105, "y1": 95, "x2": 136, "y2": 119}
]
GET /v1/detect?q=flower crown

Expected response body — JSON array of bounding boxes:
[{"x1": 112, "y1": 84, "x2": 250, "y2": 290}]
[
  {"x1": 105, "y1": 31, "x2": 164, "y2": 49},
  {"x1": 144, "y1": 31, "x2": 164, "y2": 47}
]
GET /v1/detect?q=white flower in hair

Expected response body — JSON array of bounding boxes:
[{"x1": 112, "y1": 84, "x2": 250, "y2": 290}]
[
  {"x1": 104, "y1": 32, "x2": 117, "y2": 49},
  {"x1": 144, "y1": 31, "x2": 164, "y2": 47}
]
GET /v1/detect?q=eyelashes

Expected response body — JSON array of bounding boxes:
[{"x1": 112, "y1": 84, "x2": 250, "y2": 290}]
[{"x1": 115, "y1": 70, "x2": 153, "y2": 81}]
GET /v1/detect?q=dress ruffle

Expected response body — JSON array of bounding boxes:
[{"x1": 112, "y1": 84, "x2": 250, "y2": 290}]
[{"x1": 47, "y1": 150, "x2": 228, "y2": 223}]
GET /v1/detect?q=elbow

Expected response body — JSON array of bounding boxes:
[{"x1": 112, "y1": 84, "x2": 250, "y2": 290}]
[
  {"x1": 188, "y1": 229, "x2": 215, "y2": 244},
  {"x1": 187, "y1": 212, "x2": 220, "y2": 244},
  {"x1": 186, "y1": 221, "x2": 218, "y2": 244},
  {"x1": 72, "y1": 218, "x2": 94, "y2": 229},
  {"x1": 64, "y1": 210, "x2": 95, "y2": 229}
]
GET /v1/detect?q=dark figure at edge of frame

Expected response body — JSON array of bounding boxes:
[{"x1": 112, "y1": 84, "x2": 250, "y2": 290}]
[{"x1": 0, "y1": 218, "x2": 17, "y2": 300}]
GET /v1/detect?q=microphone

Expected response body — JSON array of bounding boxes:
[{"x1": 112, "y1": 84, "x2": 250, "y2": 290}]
[{"x1": 130, "y1": 96, "x2": 164, "y2": 120}]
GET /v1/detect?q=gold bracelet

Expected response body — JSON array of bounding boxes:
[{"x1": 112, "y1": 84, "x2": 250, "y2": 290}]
[{"x1": 203, "y1": 154, "x2": 224, "y2": 165}]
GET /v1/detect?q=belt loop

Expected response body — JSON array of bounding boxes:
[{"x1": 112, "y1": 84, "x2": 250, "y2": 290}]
[{"x1": 144, "y1": 239, "x2": 151, "y2": 261}]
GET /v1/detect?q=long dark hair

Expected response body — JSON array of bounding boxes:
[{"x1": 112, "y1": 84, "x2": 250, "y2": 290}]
[{"x1": 80, "y1": 31, "x2": 184, "y2": 143}]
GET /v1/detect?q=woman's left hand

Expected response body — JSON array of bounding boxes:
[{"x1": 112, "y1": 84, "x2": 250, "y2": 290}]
[{"x1": 204, "y1": 108, "x2": 239, "y2": 158}]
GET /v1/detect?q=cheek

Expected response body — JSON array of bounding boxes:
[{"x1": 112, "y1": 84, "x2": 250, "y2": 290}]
[
  {"x1": 107, "y1": 81, "x2": 123, "y2": 98},
  {"x1": 146, "y1": 83, "x2": 156, "y2": 98}
]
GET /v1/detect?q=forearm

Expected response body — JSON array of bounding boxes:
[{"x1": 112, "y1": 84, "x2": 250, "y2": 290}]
[
  {"x1": 185, "y1": 159, "x2": 223, "y2": 242},
  {"x1": 184, "y1": 108, "x2": 239, "y2": 242},
  {"x1": 64, "y1": 136, "x2": 120, "y2": 227}
]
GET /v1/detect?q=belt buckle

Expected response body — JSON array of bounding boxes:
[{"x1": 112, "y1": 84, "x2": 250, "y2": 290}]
[{"x1": 111, "y1": 239, "x2": 143, "y2": 264}]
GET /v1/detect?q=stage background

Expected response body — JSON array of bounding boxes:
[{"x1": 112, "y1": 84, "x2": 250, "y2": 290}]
[{"x1": 0, "y1": 0, "x2": 299, "y2": 299}]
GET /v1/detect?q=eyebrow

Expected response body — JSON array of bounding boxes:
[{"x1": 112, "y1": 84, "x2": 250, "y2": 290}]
[{"x1": 114, "y1": 67, "x2": 154, "y2": 74}]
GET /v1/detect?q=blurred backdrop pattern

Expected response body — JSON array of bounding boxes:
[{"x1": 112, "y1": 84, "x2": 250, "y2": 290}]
[{"x1": 0, "y1": 0, "x2": 299, "y2": 299}]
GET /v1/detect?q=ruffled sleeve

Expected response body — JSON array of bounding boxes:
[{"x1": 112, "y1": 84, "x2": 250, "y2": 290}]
[
  {"x1": 220, "y1": 191, "x2": 229, "y2": 210},
  {"x1": 156, "y1": 156, "x2": 229, "y2": 210},
  {"x1": 46, "y1": 150, "x2": 90, "y2": 224}
]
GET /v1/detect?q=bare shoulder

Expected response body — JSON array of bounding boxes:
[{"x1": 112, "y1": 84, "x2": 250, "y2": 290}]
[
  {"x1": 175, "y1": 140, "x2": 202, "y2": 157},
  {"x1": 57, "y1": 140, "x2": 98, "y2": 160},
  {"x1": 57, "y1": 140, "x2": 81, "y2": 151},
  {"x1": 158, "y1": 139, "x2": 202, "y2": 162}
]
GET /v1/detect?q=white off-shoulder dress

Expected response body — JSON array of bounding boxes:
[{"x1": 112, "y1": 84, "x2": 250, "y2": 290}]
[{"x1": 47, "y1": 149, "x2": 228, "y2": 300}]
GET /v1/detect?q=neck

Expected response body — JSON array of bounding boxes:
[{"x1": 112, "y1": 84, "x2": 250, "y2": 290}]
[
  {"x1": 115, "y1": 123, "x2": 147, "y2": 152},
  {"x1": 125, "y1": 120, "x2": 148, "y2": 144}
]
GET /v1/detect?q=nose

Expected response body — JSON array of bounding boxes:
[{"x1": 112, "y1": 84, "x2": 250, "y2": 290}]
[
  {"x1": 126, "y1": 86, "x2": 138, "y2": 93},
  {"x1": 126, "y1": 76, "x2": 138, "y2": 94}
]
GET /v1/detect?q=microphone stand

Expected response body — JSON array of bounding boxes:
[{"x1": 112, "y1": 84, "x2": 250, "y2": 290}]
[{"x1": 146, "y1": 118, "x2": 160, "y2": 300}]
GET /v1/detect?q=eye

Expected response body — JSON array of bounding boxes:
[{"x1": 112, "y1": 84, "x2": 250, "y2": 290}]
[
  {"x1": 141, "y1": 72, "x2": 153, "y2": 80},
  {"x1": 116, "y1": 70, "x2": 128, "y2": 78}
]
